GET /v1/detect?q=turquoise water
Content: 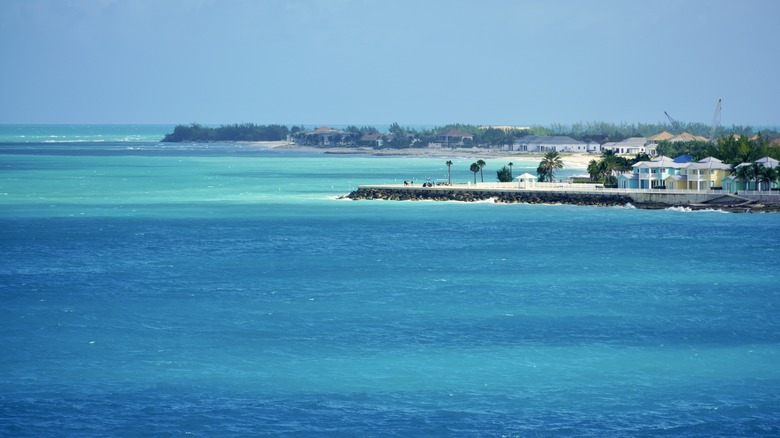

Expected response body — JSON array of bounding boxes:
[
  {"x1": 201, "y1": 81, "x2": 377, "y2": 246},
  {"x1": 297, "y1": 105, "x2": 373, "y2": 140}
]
[{"x1": 1, "y1": 126, "x2": 779, "y2": 436}]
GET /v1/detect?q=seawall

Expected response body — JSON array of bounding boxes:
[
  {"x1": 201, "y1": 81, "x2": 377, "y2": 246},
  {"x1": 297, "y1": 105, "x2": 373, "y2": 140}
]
[{"x1": 346, "y1": 186, "x2": 780, "y2": 213}]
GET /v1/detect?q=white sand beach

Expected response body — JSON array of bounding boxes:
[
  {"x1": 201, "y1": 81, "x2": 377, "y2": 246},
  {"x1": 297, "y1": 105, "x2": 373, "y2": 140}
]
[{"x1": 249, "y1": 142, "x2": 595, "y2": 169}]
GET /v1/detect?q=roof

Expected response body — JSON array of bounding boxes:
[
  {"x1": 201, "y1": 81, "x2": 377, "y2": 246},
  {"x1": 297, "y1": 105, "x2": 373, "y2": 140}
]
[
  {"x1": 633, "y1": 155, "x2": 686, "y2": 169},
  {"x1": 438, "y1": 129, "x2": 473, "y2": 138},
  {"x1": 516, "y1": 173, "x2": 537, "y2": 179},
  {"x1": 669, "y1": 132, "x2": 709, "y2": 142},
  {"x1": 648, "y1": 131, "x2": 675, "y2": 141},
  {"x1": 617, "y1": 173, "x2": 638, "y2": 180},
  {"x1": 736, "y1": 157, "x2": 780, "y2": 169},
  {"x1": 480, "y1": 125, "x2": 530, "y2": 131},
  {"x1": 515, "y1": 135, "x2": 585, "y2": 145},
  {"x1": 309, "y1": 126, "x2": 346, "y2": 135},
  {"x1": 686, "y1": 156, "x2": 731, "y2": 170},
  {"x1": 602, "y1": 137, "x2": 648, "y2": 149},
  {"x1": 755, "y1": 156, "x2": 779, "y2": 168},
  {"x1": 665, "y1": 175, "x2": 687, "y2": 181},
  {"x1": 673, "y1": 154, "x2": 694, "y2": 163}
]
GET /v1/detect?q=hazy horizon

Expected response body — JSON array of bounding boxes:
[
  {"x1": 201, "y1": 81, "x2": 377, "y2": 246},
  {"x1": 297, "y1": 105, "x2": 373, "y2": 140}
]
[{"x1": 1, "y1": 0, "x2": 778, "y2": 126}]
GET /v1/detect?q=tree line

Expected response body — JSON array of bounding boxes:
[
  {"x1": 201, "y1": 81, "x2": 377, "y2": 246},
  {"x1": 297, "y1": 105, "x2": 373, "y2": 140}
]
[
  {"x1": 162, "y1": 123, "x2": 290, "y2": 142},
  {"x1": 162, "y1": 121, "x2": 779, "y2": 149}
]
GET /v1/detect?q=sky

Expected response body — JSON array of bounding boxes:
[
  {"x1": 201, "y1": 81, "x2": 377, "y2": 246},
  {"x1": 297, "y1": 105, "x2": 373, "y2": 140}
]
[{"x1": 1, "y1": 0, "x2": 778, "y2": 127}]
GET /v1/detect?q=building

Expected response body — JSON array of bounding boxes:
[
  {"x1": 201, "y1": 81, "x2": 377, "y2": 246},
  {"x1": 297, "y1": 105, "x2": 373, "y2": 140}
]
[
  {"x1": 666, "y1": 157, "x2": 732, "y2": 190},
  {"x1": 515, "y1": 173, "x2": 538, "y2": 189},
  {"x1": 648, "y1": 131, "x2": 675, "y2": 142},
  {"x1": 433, "y1": 129, "x2": 474, "y2": 149},
  {"x1": 667, "y1": 132, "x2": 710, "y2": 142},
  {"x1": 619, "y1": 155, "x2": 687, "y2": 189},
  {"x1": 359, "y1": 133, "x2": 385, "y2": 148},
  {"x1": 730, "y1": 157, "x2": 780, "y2": 191},
  {"x1": 512, "y1": 136, "x2": 588, "y2": 153},
  {"x1": 601, "y1": 137, "x2": 654, "y2": 155},
  {"x1": 303, "y1": 126, "x2": 348, "y2": 146}
]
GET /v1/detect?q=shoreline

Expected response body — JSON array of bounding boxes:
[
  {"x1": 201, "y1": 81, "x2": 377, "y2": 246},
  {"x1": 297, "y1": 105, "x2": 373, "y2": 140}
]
[{"x1": 247, "y1": 142, "x2": 596, "y2": 167}]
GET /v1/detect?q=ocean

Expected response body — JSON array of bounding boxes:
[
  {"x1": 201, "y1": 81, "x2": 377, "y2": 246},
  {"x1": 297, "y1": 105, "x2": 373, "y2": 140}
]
[{"x1": 1, "y1": 125, "x2": 779, "y2": 437}]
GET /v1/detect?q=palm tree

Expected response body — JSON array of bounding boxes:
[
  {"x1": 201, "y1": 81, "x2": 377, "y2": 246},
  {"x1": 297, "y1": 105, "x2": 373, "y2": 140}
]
[
  {"x1": 445, "y1": 160, "x2": 453, "y2": 184},
  {"x1": 758, "y1": 165, "x2": 778, "y2": 191},
  {"x1": 476, "y1": 159, "x2": 486, "y2": 182},
  {"x1": 587, "y1": 159, "x2": 601, "y2": 182},
  {"x1": 752, "y1": 163, "x2": 763, "y2": 191},
  {"x1": 469, "y1": 163, "x2": 480, "y2": 184},
  {"x1": 538, "y1": 150, "x2": 564, "y2": 182},
  {"x1": 508, "y1": 162, "x2": 514, "y2": 179},
  {"x1": 734, "y1": 164, "x2": 756, "y2": 191}
]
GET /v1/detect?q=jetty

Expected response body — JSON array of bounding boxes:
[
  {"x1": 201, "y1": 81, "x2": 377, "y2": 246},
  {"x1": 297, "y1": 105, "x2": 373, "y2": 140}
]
[{"x1": 346, "y1": 182, "x2": 780, "y2": 213}]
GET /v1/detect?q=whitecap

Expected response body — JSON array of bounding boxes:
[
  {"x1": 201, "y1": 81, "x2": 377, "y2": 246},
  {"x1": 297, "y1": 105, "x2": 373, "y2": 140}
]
[{"x1": 666, "y1": 206, "x2": 729, "y2": 214}]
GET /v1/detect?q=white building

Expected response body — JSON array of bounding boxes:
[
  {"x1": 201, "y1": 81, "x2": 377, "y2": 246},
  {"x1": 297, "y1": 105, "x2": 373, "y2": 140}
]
[
  {"x1": 601, "y1": 137, "x2": 654, "y2": 155},
  {"x1": 512, "y1": 136, "x2": 589, "y2": 153}
]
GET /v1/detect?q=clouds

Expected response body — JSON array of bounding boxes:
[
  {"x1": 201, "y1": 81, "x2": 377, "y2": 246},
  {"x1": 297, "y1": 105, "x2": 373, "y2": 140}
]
[{"x1": 0, "y1": 0, "x2": 778, "y2": 125}]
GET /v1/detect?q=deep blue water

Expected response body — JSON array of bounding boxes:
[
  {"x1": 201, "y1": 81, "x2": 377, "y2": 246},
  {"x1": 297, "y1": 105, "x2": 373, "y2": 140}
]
[{"x1": 1, "y1": 126, "x2": 780, "y2": 436}]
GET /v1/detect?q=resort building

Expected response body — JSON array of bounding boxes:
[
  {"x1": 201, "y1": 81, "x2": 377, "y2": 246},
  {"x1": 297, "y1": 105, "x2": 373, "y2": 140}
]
[
  {"x1": 512, "y1": 136, "x2": 589, "y2": 153},
  {"x1": 618, "y1": 155, "x2": 687, "y2": 189},
  {"x1": 755, "y1": 156, "x2": 780, "y2": 169},
  {"x1": 616, "y1": 156, "x2": 778, "y2": 192},
  {"x1": 729, "y1": 157, "x2": 780, "y2": 191},
  {"x1": 667, "y1": 132, "x2": 710, "y2": 142},
  {"x1": 721, "y1": 174, "x2": 744, "y2": 192},
  {"x1": 303, "y1": 126, "x2": 348, "y2": 146},
  {"x1": 666, "y1": 157, "x2": 732, "y2": 190},
  {"x1": 648, "y1": 131, "x2": 675, "y2": 142},
  {"x1": 359, "y1": 133, "x2": 384, "y2": 148},
  {"x1": 601, "y1": 137, "x2": 654, "y2": 155},
  {"x1": 429, "y1": 129, "x2": 474, "y2": 149}
]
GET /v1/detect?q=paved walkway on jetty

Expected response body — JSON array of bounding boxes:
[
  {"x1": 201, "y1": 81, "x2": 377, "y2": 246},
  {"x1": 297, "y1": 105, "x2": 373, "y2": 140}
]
[{"x1": 348, "y1": 182, "x2": 780, "y2": 212}]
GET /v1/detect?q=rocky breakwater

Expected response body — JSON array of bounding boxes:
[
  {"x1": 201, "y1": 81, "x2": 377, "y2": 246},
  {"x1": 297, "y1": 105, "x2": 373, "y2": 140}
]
[
  {"x1": 345, "y1": 187, "x2": 780, "y2": 212},
  {"x1": 346, "y1": 187, "x2": 634, "y2": 207}
]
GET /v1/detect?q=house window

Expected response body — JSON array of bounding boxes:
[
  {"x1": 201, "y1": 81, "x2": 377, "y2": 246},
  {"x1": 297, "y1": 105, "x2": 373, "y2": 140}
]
[{"x1": 710, "y1": 180, "x2": 714, "y2": 188}]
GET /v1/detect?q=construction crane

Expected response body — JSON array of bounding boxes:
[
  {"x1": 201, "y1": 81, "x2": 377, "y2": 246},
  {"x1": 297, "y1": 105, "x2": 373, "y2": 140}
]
[
  {"x1": 664, "y1": 111, "x2": 684, "y2": 134},
  {"x1": 709, "y1": 98, "x2": 722, "y2": 141}
]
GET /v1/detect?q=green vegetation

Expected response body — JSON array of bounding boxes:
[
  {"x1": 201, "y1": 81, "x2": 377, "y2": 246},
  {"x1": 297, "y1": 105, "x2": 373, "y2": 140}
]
[
  {"x1": 469, "y1": 163, "x2": 480, "y2": 184},
  {"x1": 476, "y1": 159, "x2": 486, "y2": 182},
  {"x1": 587, "y1": 151, "x2": 650, "y2": 185},
  {"x1": 162, "y1": 123, "x2": 289, "y2": 142},
  {"x1": 536, "y1": 151, "x2": 564, "y2": 182},
  {"x1": 656, "y1": 135, "x2": 780, "y2": 165},
  {"x1": 162, "y1": 121, "x2": 780, "y2": 153},
  {"x1": 496, "y1": 166, "x2": 513, "y2": 182}
]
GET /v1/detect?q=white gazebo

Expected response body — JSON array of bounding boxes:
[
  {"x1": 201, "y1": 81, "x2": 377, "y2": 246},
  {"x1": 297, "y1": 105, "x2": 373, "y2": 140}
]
[{"x1": 516, "y1": 173, "x2": 537, "y2": 189}]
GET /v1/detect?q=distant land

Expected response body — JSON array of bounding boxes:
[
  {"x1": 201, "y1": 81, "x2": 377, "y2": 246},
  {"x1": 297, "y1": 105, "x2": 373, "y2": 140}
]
[{"x1": 162, "y1": 122, "x2": 780, "y2": 148}]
